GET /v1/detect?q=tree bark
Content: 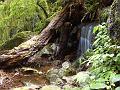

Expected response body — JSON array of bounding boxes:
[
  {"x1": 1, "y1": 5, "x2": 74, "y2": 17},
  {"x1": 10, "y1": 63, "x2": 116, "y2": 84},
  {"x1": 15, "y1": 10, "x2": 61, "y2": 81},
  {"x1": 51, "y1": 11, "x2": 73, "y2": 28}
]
[
  {"x1": 0, "y1": 2, "x2": 85, "y2": 68},
  {"x1": 0, "y1": 4, "x2": 70, "y2": 68}
]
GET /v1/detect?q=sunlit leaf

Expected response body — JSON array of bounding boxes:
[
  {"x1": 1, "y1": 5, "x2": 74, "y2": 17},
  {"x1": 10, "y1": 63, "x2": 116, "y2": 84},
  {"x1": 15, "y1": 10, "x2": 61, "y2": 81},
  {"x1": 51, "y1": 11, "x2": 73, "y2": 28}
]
[
  {"x1": 115, "y1": 87, "x2": 120, "y2": 90},
  {"x1": 90, "y1": 83, "x2": 107, "y2": 89},
  {"x1": 110, "y1": 74, "x2": 120, "y2": 83}
]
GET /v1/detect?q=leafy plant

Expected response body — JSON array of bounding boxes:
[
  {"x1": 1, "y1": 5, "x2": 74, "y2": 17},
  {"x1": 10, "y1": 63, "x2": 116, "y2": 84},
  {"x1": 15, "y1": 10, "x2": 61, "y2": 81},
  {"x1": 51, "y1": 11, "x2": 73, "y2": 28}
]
[{"x1": 75, "y1": 23, "x2": 120, "y2": 89}]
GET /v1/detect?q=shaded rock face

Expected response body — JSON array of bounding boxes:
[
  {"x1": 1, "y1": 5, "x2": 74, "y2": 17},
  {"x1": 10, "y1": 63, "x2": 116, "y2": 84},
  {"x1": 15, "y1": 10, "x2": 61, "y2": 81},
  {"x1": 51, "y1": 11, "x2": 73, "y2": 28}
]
[{"x1": 108, "y1": 0, "x2": 120, "y2": 44}]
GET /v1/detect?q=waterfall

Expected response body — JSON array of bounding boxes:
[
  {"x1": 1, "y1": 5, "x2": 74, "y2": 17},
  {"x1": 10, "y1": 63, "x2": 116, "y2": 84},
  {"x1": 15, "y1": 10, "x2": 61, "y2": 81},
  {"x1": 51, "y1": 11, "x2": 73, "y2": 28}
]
[{"x1": 77, "y1": 23, "x2": 97, "y2": 56}]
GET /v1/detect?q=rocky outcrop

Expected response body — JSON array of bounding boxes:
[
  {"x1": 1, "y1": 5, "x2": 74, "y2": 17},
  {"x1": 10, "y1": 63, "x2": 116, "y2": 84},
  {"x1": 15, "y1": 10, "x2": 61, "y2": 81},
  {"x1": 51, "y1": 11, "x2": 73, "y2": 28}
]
[{"x1": 108, "y1": 0, "x2": 120, "y2": 44}]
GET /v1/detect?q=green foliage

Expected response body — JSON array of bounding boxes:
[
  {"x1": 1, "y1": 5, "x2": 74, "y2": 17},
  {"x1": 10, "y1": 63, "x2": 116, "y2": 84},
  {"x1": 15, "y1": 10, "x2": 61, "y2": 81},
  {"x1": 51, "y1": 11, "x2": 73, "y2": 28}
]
[
  {"x1": 74, "y1": 72, "x2": 92, "y2": 86},
  {"x1": 85, "y1": 0, "x2": 100, "y2": 12},
  {"x1": 99, "y1": 7, "x2": 110, "y2": 22},
  {"x1": 0, "y1": 31, "x2": 34, "y2": 50},
  {"x1": 84, "y1": 0, "x2": 110, "y2": 22},
  {"x1": 0, "y1": 0, "x2": 37, "y2": 44},
  {"x1": 110, "y1": 74, "x2": 120, "y2": 84},
  {"x1": 90, "y1": 83, "x2": 107, "y2": 90},
  {"x1": 34, "y1": 0, "x2": 62, "y2": 32},
  {"x1": 75, "y1": 23, "x2": 120, "y2": 89},
  {"x1": 64, "y1": 87, "x2": 81, "y2": 90},
  {"x1": 0, "y1": 0, "x2": 62, "y2": 47}
]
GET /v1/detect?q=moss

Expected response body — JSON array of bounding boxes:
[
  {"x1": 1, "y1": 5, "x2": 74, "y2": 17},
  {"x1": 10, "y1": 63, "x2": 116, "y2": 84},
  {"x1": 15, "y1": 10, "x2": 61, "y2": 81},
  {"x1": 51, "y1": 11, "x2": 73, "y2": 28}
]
[
  {"x1": 99, "y1": 7, "x2": 110, "y2": 22},
  {"x1": 0, "y1": 31, "x2": 34, "y2": 50}
]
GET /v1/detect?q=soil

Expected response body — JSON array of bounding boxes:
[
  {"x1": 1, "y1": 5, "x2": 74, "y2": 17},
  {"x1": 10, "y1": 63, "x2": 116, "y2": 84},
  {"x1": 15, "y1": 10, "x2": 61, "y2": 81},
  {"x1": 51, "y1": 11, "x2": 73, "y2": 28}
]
[
  {"x1": 0, "y1": 56, "x2": 53, "y2": 90},
  {"x1": 0, "y1": 52, "x2": 76, "y2": 90}
]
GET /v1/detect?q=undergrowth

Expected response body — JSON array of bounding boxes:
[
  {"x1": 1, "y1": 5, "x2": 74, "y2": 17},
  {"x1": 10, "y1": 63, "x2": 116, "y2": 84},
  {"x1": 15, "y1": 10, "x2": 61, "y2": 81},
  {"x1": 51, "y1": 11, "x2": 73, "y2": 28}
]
[
  {"x1": 0, "y1": 0, "x2": 62, "y2": 46},
  {"x1": 74, "y1": 23, "x2": 120, "y2": 90}
]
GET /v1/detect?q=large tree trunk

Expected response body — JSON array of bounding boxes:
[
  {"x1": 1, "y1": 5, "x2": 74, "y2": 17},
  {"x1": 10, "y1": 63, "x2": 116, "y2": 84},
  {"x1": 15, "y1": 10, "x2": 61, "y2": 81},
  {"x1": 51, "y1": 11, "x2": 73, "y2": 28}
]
[{"x1": 0, "y1": 2, "x2": 85, "y2": 68}]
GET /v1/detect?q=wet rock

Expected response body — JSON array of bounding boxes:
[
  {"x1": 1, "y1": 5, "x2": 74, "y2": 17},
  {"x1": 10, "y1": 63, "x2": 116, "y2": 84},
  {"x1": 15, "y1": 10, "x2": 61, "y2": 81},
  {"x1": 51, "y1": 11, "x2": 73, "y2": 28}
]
[
  {"x1": 39, "y1": 43, "x2": 56, "y2": 56},
  {"x1": 61, "y1": 61, "x2": 76, "y2": 76},
  {"x1": 52, "y1": 60, "x2": 62, "y2": 66},
  {"x1": 46, "y1": 62, "x2": 76, "y2": 84},
  {"x1": 0, "y1": 31, "x2": 34, "y2": 50},
  {"x1": 62, "y1": 61, "x2": 71, "y2": 69},
  {"x1": 41, "y1": 85, "x2": 61, "y2": 90},
  {"x1": 46, "y1": 68, "x2": 61, "y2": 84},
  {"x1": 27, "y1": 56, "x2": 51, "y2": 67},
  {"x1": 62, "y1": 76, "x2": 74, "y2": 85},
  {"x1": 26, "y1": 43, "x2": 57, "y2": 67}
]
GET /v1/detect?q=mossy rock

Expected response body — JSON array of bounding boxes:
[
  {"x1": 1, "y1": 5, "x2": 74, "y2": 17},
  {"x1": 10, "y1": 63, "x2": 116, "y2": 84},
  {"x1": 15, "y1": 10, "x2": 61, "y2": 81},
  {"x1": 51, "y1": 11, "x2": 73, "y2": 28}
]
[
  {"x1": 38, "y1": 43, "x2": 55, "y2": 56},
  {"x1": 0, "y1": 31, "x2": 34, "y2": 50}
]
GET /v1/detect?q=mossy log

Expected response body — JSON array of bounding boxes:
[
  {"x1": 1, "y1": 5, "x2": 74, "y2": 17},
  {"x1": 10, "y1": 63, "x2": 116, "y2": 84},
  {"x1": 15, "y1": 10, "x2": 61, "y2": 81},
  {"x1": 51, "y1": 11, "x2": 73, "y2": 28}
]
[{"x1": 0, "y1": 2, "x2": 85, "y2": 68}]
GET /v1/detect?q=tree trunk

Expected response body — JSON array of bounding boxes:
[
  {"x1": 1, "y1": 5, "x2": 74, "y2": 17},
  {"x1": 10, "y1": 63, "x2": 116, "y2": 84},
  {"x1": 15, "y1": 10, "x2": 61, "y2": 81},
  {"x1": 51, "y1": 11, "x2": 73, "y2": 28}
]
[{"x1": 0, "y1": 2, "x2": 85, "y2": 68}]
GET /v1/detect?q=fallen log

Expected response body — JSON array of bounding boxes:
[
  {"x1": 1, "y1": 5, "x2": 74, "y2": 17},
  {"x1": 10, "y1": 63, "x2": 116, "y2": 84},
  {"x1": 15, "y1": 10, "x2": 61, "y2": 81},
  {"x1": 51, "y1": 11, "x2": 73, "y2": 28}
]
[
  {"x1": 0, "y1": 1, "x2": 85, "y2": 68},
  {"x1": 0, "y1": 4, "x2": 70, "y2": 68}
]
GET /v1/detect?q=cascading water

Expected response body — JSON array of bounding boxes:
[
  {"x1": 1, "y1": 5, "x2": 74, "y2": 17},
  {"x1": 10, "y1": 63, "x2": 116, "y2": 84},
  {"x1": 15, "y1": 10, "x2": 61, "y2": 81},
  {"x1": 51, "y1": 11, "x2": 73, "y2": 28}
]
[{"x1": 77, "y1": 23, "x2": 97, "y2": 56}]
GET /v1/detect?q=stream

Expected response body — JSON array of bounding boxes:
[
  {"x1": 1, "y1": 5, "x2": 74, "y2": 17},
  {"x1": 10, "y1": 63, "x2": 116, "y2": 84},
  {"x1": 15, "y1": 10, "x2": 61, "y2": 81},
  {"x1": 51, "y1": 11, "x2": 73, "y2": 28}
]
[{"x1": 77, "y1": 23, "x2": 97, "y2": 56}]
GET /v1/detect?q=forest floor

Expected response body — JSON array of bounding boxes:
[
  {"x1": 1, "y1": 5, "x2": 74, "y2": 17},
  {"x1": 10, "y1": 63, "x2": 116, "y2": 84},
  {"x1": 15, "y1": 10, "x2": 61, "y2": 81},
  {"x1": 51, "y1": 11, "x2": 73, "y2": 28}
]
[
  {"x1": 0, "y1": 56, "x2": 50, "y2": 89},
  {"x1": 0, "y1": 50, "x2": 77, "y2": 90}
]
